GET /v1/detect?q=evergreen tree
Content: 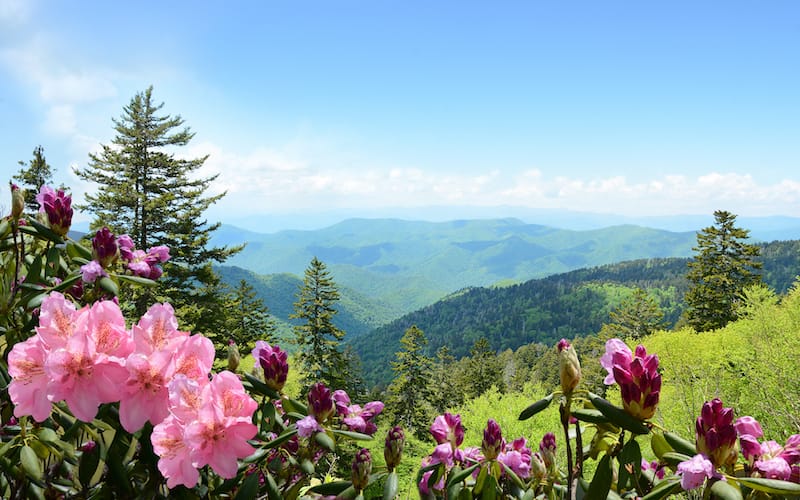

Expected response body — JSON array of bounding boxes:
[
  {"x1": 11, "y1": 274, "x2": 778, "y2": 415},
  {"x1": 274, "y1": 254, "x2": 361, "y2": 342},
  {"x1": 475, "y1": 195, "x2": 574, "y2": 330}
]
[
  {"x1": 605, "y1": 287, "x2": 666, "y2": 340},
  {"x1": 464, "y1": 337, "x2": 504, "y2": 398},
  {"x1": 430, "y1": 345, "x2": 463, "y2": 413},
  {"x1": 386, "y1": 325, "x2": 435, "y2": 439},
  {"x1": 73, "y1": 86, "x2": 240, "y2": 328},
  {"x1": 213, "y1": 279, "x2": 276, "y2": 358},
  {"x1": 684, "y1": 210, "x2": 762, "y2": 332},
  {"x1": 14, "y1": 145, "x2": 54, "y2": 212},
  {"x1": 291, "y1": 257, "x2": 348, "y2": 390}
]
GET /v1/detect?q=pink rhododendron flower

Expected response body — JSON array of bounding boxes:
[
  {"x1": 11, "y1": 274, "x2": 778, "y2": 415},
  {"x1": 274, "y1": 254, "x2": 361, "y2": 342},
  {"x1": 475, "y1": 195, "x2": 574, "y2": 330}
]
[
  {"x1": 755, "y1": 457, "x2": 792, "y2": 480},
  {"x1": 151, "y1": 416, "x2": 199, "y2": 489},
  {"x1": 80, "y1": 260, "x2": 106, "y2": 283},
  {"x1": 86, "y1": 300, "x2": 134, "y2": 359},
  {"x1": 119, "y1": 350, "x2": 173, "y2": 433},
  {"x1": 735, "y1": 416, "x2": 764, "y2": 439},
  {"x1": 297, "y1": 415, "x2": 322, "y2": 437},
  {"x1": 740, "y1": 434, "x2": 762, "y2": 463},
  {"x1": 132, "y1": 302, "x2": 186, "y2": 354},
  {"x1": 430, "y1": 412, "x2": 465, "y2": 449},
  {"x1": 333, "y1": 389, "x2": 351, "y2": 416},
  {"x1": 600, "y1": 338, "x2": 631, "y2": 385},
  {"x1": 172, "y1": 335, "x2": 215, "y2": 381},
  {"x1": 499, "y1": 437, "x2": 533, "y2": 479},
  {"x1": 45, "y1": 330, "x2": 127, "y2": 422},
  {"x1": 343, "y1": 401, "x2": 384, "y2": 435},
  {"x1": 7, "y1": 336, "x2": 52, "y2": 422},
  {"x1": 35, "y1": 292, "x2": 78, "y2": 349},
  {"x1": 677, "y1": 454, "x2": 714, "y2": 490}
]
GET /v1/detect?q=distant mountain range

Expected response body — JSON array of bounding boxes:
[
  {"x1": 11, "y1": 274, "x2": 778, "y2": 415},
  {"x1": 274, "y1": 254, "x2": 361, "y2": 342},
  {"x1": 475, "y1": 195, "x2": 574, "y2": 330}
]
[{"x1": 211, "y1": 218, "x2": 703, "y2": 315}]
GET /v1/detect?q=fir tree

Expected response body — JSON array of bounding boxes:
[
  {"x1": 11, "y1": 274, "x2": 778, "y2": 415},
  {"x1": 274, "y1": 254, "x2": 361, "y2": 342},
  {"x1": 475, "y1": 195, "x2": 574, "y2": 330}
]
[
  {"x1": 605, "y1": 287, "x2": 666, "y2": 340},
  {"x1": 386, "y1": 325, "x2": 434, "y2": 439},
  {"x1": 464, "y1": 337, "x2": 504, "y2": 398},
  {"x1": 14, "y1": 145, "x2": 54, "y2": 213},
  {"x1": 684, "y1": 210, "x2": 762, "y2": 332},
  {"x1": 291, "y1": 257, "x2": 348, "y2": 390},
  {"x1": 73, "y1": 86, "x2": 240, "y2": 328},
  {"x1": 208, "y1": 279, "x2": 276, "y2": 362}
]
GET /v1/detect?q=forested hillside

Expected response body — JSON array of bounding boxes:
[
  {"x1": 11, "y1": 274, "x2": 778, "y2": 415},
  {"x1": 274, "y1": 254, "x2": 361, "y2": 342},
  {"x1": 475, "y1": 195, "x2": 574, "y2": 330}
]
[{"x1": 353, "y1": 239, "x2": 800, "y2": 387}]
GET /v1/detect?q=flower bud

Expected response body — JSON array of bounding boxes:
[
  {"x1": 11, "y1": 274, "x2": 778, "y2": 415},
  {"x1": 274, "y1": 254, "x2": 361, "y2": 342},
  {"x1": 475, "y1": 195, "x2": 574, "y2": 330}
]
[
  {"x1": 92, "y1": 227, "x2": 118, "y2": 268},
  {"x1": 695, "y1": 398, "x2": 738, "y2": 468},
  {"x1": 530, "y1": 452, "x2": 547, "y2": 480},
  {"x1": 539, "y1": 432, "x2": 557, "y2": 472},
  {"x1": 481, "y1": 419, "x2": 504, "y2": 460},
  {"x1": 37, "y1": 186, "x2": 72, "y2": 237},
  {"x1": 307, "y1": 383, "x2": 334, "y2": 423},
  {"x1": 384, "y1": 425, "x2": 405, "y2": 471},
  {"x1": 557, "y1": 339, "x2": 581, "y2": 395},
  {"x1": 351, "y1": 448, "x2": 372, "y2": 492},
  {"x1": 254, "y1": 342, "x2": 288, "y2": 392},
  {"x1": 10, "y1": 183, "x2": 24, "y2": 219}
]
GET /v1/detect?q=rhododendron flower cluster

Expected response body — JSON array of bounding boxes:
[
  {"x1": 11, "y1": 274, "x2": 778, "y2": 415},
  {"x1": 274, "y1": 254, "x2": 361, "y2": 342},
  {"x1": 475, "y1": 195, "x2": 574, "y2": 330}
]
[
  {"x1": 7, "y1": 292, "x2": 257, "y2": 489},
  {"x1": 735, "y1": 415, "x2": 800, "y2": 481},
  {"x1": 419, "y1": 414, "x2": 533, "y2": 496},
  {"x1": 695, "y1": 398, "x2": 738, "y2": 468},
  {"x1": 253, "y1": 341, "x2": 289, "y2": 392},
  {"x1": 600, "y1": 338, "x2": 661, "y2": 419},
  {"x1": 332, "y1": 389, "x2": 384, "y2": 435},
  {"x1": 78, "y1": 227, "x2": 171, "y2": 283}
]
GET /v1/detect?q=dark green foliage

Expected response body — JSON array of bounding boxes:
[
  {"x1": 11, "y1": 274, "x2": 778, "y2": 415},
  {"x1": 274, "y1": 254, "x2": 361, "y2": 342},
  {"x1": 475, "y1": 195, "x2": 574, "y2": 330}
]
[
  {"x1": 429, "y1": 346, "x2": 464, "y2": 413},
  {"x1": 291, "y1": 257, "x2": 350, "y2": 391},
  {"x1": 14, "y1": 145, "x2": 54, "y2": 212},
  {"x1": 463, "y1": 337, "x2": 505, "y2": 398},
  {"x1": 386, "y1": 325, "x2": 435, "y2": 439},
  {"x1": 73, "y1": 86, "x2": 241, "y2": 331},
  {"x1": 207, "y1": 279, "x2": 276, "y2": 361},
  {"x1": 352, "y1": 258, "x2": 689, "y2": 387},
  {"x1": 684, "y1": 210, "x2": 762, "y2": 332},
  {"x1": 604, "y1": 287, "x2": 666, "y2": 340}
]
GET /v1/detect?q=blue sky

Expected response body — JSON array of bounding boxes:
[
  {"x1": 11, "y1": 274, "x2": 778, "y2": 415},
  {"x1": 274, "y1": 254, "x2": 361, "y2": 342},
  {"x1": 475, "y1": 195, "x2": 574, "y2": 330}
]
[{"x1": 1, "y1": 1, "x2": 799, "y2": 229}]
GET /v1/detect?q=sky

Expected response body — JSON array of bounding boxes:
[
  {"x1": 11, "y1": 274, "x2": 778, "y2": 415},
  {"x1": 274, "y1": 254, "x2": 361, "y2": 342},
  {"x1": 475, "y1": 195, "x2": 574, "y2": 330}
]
[{"x1": 1, "y1": 1, "x2": 799, "y2": 231}]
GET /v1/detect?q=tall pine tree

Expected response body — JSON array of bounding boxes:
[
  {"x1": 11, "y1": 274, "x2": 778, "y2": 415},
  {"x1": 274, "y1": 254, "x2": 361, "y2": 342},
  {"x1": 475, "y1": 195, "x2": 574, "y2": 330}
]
[
  {"x1": 14, "y1": 145, "x2": 54, "y2": 213},
  {"x1": 73, "y1": 86, "x2": 240, "y2": 330},
  {"x1": 684, "y1": 210, "x2": 762, "y2": 332},
  {"x1": 291, "y1": 257, "x2": 348, "y2": 391},
  {"x1": 386, "y1": 325, "x2": 435, "y2": 439}
]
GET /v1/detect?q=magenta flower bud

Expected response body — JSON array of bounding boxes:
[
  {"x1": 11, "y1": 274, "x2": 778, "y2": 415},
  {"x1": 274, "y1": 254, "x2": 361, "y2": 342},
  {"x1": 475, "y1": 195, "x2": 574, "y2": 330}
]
[
  {"x1": 430, "y1": 413, "x2": 465, "y2": 449},
  {"x1": 530, "y1": 452, "x2": 547, "y2": 480},
  {"x1": 610, "y1": 343, "x2": 661, "y2": 420},
  {"x1": 79, "y1": 440, "x2": 97, "y2": 453},
  {"x1": 37, "y1": 186, "x2": 73, "y2": 236},
  {"x1": 351, "y1": 448, "x2": 372, "y2": 492},
  {"x1": 92, "y1": 227, "x2": 118, "y2": 267},
  {"x1": 254, "y1": 342, "x2": 288, "y2": 392},
  {"x1": 384, "y1": 425, "x2": 405, "y2": 471},
  {"x1": 696, "y1": 398, "x2": 738, "y2": 468},
  {"x1": 557, "y1": 338, "x2": 581, "y2": 395},
  {"x1": 481, "y1": 419, "x2": 504, "y2": 460},
  {"x1": 10, "y1": 183, "x2": 24, "y2": 219},
  {"x1": 539, "y1": 432, "x2": 557, "y2": 471},
  {"x1": 307, "y1": 383, "x2": 335, "y2": 423},
  {"x1": 735, "y1": 416, "x2": 764, "y2": 439}
]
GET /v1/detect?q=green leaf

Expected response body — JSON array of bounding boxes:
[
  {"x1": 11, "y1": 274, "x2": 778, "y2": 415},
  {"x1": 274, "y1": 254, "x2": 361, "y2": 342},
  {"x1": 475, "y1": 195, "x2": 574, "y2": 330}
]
[
  {"x1": 663, "y1": 431, "x2": 697, "y2": 456},
  {"x1": 309, "y1": 480, "x2": 353, "y2": 496},
  {"x1": 332, "y1": 429, "x2": 374, "y2": 441},
  {"x1": 315, "y1": 431, "x2": 336, "y2": 452},
  {"x1": 234, "y1": 470, "x2": 261, "y2": 500},
  {"x1": 52, "y1": 274, "x2": 81, "y2": 293},
  {"x1": 66, "y1": 240, "x2": 92, "y2": 260},
  {"x1": 0, "y1": 218, "x2": 10, "y2": 238},
  {"x1": 519, "y1": 393, "x2": 554, "y2": 420},
  {"x1": 21, "y1": 219, "x2": 64, "y2": 243},
  {"x1": 617, "y1": 438, "x2": 642, "y2": 492},
  {"x1": 78, "y1": 444, "x2": 101, "y2": 487},
  {"x1": 265, "y1": 473, "x2": 282, "y2": 500},
  {"x1": 281, "y1": 397, "x2": 308, "y2": 415},
  {"x1": 588, "y1": 392, "x2": 650, "y2": 435},
  {"x1": 45, "y1": 247, "x2": 60, "y2": 277},
  {"x1": 709, "y1": 479, "x2": 744, "y2": 500},
  {"x1": 114, "y1": 273, "x2": 158, "y2": 286},
  {"x1": 35, "y1": 428, "x2": 59, "y2": 443},
  {"x1": 383, "y1": 471, "x2": 399, "y2": 500},
  {"x1": 735, "y1": 476, "x2": 800, "y2": 495},
  {"x1": 447, "y1": 463, "x2": 481, "y2": 487},
  {"x1": 660, "y1": 451, "x2": 692, "y2": 467},
  {"x1": 650, "y1": 432, "x2": 671, "y2": 459},
  {"x1": 572, "y1": 408, "x2": 609, "y2": 425},
  {"x1": 481, "y1": 475, "x2": 497, "y2": 500},
  {"x1": 98, "y1": 276, "x2": 119, "y2": 296},
  {"x1": 243, "y1": 373, "x2": 280, "y2": 399},
  {"x1": 264, "y1": 428, "x2": 298, "y2": 449},
  {"x1": 586, "y1": 454, "x2": 613, "y2": 499},
  {"x1": 640, "y1": 478, "x2": 681, "y2": 500},
  {"x1": 20, "y1": 445, "x2": 42, "y2": 480},
  {"x1": 27, "y1": 254, "x2": 44, "y2": 283}
]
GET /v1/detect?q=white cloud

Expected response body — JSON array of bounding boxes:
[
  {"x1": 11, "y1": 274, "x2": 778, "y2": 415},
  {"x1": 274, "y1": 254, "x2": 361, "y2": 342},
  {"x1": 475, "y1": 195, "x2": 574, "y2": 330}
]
[{"x1": 189, "y1": 142, "x2": 800, "y2": 219}]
